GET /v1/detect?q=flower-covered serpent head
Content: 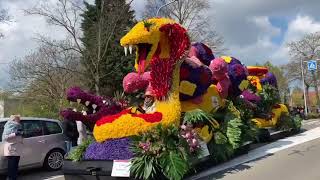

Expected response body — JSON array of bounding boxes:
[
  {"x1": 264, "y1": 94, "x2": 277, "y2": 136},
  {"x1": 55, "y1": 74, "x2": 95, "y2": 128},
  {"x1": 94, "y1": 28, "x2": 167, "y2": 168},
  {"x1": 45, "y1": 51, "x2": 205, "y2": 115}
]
[{"x1": 120, "y1": 18, "x2": 188, "y2": 74}]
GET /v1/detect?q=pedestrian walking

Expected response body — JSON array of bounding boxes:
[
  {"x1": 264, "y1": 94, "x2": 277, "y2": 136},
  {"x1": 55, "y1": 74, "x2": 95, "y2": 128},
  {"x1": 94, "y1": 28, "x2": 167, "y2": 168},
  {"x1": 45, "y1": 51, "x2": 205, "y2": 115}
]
[{"x1": 2, "y1": 115, "x2": 23, "y2": 180}]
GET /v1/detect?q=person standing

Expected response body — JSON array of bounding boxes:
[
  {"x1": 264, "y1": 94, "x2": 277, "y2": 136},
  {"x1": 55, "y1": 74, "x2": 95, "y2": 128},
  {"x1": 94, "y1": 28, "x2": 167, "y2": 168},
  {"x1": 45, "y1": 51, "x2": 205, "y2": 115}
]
[
  {"x1": 76, "y1": 121, "x2": 87, "y2": 145},
  {"x1": 62, "y1": 119, "x2": 79, "y2": 151},
  {"x1": 2, "y1": 115, "x2": 23, "y2": 180}
]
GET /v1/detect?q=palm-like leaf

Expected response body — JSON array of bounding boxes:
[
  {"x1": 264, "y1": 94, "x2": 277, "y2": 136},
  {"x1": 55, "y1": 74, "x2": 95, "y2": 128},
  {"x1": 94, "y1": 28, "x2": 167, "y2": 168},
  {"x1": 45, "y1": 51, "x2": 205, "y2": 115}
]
[
  {"x1": 183, "y1": 109, "x2": 214, "y2": 124},
  {"x1": 160, "y1": 151, "x2": 189, "y2": 180}
]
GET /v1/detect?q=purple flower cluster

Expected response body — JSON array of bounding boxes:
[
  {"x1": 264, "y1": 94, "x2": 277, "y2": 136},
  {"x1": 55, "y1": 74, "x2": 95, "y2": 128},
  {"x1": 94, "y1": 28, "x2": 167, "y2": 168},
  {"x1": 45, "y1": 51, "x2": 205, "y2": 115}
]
[
  {"x1": 260, "y1": 72, "x2": 278, "y2": 88},
  {"x1": 84, "y1": 138, "x2": 133, "y2": 160},
  {"x1": 189, "y1": 42, "x2": 215, "y2": 66},
  {"x1": 228, "y1": 61, "x2": 248, "y2": 97},
  {"x1": 241, "y1": 90, "x2": 261, "y2": 103}
]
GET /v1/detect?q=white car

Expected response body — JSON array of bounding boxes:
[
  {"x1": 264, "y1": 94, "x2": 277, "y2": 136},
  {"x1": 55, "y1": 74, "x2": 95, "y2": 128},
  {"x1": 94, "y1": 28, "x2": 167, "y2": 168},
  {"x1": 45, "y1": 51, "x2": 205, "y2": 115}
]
[{"x1": 0, "y1": 117, "x2": 66, "y2": 174}]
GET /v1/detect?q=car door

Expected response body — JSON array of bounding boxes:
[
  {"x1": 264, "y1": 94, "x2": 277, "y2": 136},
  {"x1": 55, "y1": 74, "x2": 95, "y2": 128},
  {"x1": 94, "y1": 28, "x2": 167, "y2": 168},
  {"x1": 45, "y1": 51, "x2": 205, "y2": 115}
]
[
  {"x1": 42, "y1": 120, "x2": 65, "y2": 152},
  {"x1": 20, "y1": 120, "x2": 45, "y2": 167}
]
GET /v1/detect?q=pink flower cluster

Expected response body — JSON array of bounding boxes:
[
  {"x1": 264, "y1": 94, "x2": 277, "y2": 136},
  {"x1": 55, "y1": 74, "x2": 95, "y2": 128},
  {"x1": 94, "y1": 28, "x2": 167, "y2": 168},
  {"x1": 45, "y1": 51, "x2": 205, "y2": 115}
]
[
  {"x1": 180, "y1": 124, "x2": 200, "y2": 152},
  {"x1": 138, "y1": 141, "x2": 151, "y2": 152}
]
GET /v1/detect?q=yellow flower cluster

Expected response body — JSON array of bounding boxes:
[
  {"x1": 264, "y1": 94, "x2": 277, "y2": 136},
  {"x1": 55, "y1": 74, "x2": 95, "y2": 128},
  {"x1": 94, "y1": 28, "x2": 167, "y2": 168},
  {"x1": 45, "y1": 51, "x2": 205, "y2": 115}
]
[
  {"x1": 247, "y1": 75, "x2": 263, "y2": 92},
  {"x1": 195, "y1": 125, "x2": 213, "y2": 143},
  {"x1": 181, "y1": 85, "x2": 225, "y2": 113},
  {"x1": 221, "y1": 56, "x2": 232, "y2": 63},
  {"x1": 94, "y1": 114, "x2": 161, "y2": 143},
  {"x1": 238, "y1": 80, "x2": 249, "y2": 91},
  {"x1": 179, "y1": 80, "x2": 197, "y2": 96}
]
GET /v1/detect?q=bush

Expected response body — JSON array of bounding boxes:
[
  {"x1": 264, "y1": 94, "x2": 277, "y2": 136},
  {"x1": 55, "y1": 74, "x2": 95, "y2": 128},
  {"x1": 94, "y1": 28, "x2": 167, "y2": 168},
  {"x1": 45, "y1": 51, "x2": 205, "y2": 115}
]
[{"x1": 306, "y1": 113, "x2": 320, "y2": 120}]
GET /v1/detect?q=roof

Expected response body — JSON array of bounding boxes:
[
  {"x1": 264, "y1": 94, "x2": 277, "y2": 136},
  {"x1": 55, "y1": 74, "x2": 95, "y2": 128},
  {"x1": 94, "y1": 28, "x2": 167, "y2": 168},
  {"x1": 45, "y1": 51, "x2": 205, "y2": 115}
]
[{"x1": 0, "y1": 117, "x2": 61, "y2": 123}]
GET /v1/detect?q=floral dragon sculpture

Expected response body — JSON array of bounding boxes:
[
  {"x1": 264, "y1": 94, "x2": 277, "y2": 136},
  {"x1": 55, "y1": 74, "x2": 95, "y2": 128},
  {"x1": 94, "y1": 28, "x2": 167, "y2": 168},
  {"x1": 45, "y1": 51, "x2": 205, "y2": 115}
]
[{"x1": 61, "y1": 18, "x2": 289, "y2": 144}]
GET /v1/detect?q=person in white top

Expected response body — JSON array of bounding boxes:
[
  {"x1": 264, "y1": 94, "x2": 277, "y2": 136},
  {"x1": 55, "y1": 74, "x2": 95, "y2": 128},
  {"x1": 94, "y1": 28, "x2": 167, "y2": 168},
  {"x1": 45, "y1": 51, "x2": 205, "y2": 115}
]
[{"x1": 76, "y1": 121, "x2": 87, "y2": 145}]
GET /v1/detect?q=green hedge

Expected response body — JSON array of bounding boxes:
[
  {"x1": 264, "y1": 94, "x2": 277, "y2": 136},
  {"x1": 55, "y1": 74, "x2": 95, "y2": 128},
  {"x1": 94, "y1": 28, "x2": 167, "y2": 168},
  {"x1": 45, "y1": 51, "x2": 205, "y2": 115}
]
[{"x1": 306, "y1": 113, "x2": 320, "y2": 119}]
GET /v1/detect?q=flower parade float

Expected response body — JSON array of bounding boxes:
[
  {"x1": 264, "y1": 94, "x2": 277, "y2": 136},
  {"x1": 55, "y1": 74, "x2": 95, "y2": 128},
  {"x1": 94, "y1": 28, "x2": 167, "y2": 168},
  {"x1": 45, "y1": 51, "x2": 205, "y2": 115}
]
[{"x1": 61, "y1": 18, "x2": 302, "y2": 180}]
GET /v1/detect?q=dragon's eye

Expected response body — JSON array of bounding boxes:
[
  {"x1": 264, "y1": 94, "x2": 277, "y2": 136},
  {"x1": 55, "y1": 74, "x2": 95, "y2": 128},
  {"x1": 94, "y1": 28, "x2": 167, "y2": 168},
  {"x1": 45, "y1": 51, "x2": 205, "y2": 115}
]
[{"x1": 143, "y1": 20, "x2": 154, "y2": 31}]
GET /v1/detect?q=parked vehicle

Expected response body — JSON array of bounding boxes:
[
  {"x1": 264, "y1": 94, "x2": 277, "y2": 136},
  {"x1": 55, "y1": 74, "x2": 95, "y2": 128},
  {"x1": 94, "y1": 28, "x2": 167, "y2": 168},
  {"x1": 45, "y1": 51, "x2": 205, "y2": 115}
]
[{"x1": 0, "y1": 117, "x2": 66, "y2": 174}]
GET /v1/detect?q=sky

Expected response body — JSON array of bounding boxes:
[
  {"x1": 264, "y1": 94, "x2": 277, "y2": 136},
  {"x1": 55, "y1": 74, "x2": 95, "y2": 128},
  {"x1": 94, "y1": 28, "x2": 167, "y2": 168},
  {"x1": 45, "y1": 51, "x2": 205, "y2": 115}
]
[{"x1": 0, "y1": 0, "x2": 320, "y2": 88}]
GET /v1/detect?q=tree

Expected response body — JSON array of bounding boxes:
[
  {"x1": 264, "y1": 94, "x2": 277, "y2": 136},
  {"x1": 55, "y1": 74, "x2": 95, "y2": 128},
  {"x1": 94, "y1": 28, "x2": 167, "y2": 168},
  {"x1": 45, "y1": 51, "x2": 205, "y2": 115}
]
[
  {"x1": 9, "y1": 40, "x2": 83, "y2": 111},
  {"x1": 25, "y1": 0, "x2": 136, "y2": 95},
  {"x1": 80, "y1": 0, "x2": 135, "y2": 95},
  {"x1": 263, "y1": 61, "x2": 289, "y2": 104},
  {"x1": 287, "y1": 32, "x2": 320, "y2": 107},
  {"x1": 0, "y1": 9, "x2": 10, "y2": 38},
  {"x1": 143, "y1": 0, "x2": 226, "y2": 54}
]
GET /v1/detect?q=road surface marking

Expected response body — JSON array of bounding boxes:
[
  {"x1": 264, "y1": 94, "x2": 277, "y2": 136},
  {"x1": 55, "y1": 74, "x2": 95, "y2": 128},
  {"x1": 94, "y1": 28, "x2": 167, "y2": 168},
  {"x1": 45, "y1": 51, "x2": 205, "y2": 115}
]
[{"x1": 44, "y1": 175, "x2": 64, "y2": 180}]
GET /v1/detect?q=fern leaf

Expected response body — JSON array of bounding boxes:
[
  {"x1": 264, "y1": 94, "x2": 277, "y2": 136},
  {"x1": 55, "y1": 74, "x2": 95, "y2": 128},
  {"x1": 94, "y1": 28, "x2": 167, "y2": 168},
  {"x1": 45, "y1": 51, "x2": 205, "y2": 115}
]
[{"x1": 226, "y1": 118, "x2": 242, "y2": 149}]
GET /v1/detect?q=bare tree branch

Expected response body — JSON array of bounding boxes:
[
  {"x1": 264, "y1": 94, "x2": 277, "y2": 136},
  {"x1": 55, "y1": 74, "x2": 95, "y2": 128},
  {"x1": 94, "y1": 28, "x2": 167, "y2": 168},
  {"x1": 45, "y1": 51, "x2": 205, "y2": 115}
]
[{"x1": 143, "y1": 0, "x2": 226, "y2": 54}]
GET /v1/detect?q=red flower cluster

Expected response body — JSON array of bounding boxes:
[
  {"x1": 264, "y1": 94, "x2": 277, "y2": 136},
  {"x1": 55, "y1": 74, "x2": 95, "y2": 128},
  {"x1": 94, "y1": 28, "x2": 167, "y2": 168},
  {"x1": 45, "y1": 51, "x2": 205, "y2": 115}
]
[{"x1": 150, "y1": 57, "x2": 175, "y2": 99}]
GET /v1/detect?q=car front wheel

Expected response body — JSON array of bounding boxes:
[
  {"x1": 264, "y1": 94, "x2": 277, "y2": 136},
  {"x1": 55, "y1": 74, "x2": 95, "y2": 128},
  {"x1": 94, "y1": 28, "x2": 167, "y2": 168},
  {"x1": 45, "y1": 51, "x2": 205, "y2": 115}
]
[{"x1": 44, "y1": 149, "x2": 65, "y2": 171}]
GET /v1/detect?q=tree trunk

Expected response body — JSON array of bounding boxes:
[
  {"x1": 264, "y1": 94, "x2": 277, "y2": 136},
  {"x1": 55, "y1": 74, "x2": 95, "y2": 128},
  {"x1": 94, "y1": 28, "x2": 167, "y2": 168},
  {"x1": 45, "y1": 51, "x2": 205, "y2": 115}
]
[
  {"x1": 311, "y1": 71, "x2": 320, "y2": 107},
  {"x1": 94, "y1": 75, "x2": 100, "y2": 95},
  {"x1": 283, "y1": 87, "x2": 290, "y2": 105}
]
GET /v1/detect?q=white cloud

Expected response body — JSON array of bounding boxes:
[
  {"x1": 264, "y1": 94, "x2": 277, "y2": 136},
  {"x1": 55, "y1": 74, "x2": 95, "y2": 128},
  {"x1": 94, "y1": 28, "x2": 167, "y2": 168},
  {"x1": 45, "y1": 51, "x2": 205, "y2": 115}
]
[
  {"x1": 209, "y1": 0, "x2": 320, "y2": 64},
  {"x1": 272, "y1": 15, "x2": 320, "y2": 64},
  {"x1": 284, "y1": 15, "x2": 320, "y2": 42},
  {"x1": 0, "y1": 0, "x2": 67, "y2": 88},
  {"x1": 248, "y1": 16, "x2": 281, "y2": 37}
]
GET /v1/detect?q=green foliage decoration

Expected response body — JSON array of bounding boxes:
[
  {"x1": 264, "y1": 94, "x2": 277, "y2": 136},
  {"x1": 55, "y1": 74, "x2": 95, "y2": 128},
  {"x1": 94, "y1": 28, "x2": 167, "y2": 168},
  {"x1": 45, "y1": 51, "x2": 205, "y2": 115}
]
[
  {"x1": 130, "y1": 125, "x2": 201, "y2": 180},
  {"x1": 276, "y1": 114, "x2": 302, "y2": 132},
  {"x1": 67, "y1": 138, "x2": 94, "y2": 162},
  {"x1": 226, "y1": 117, "x2": 243, "y2": 149},
  {"x1": 183, "y1": 109, "x2": 214, "y2": 125},
  {"x1": 257, "y1": 84, "x2": 281, "y2": 114}
]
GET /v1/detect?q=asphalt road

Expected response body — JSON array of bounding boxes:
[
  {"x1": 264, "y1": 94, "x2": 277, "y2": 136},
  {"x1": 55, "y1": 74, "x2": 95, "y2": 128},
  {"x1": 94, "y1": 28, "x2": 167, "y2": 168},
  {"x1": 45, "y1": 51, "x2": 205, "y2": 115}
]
[
  {"x1": 16, "y1": 119, "x2": 320, "y2": 180},
  {"x1": 207, "y1": 137, "x2": 320, "y2": 180}
]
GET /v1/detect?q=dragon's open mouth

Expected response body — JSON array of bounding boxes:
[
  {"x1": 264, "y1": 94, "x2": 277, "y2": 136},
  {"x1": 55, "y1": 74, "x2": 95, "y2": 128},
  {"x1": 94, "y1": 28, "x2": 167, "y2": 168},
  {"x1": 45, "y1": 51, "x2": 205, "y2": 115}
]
[
  {"x1": 60, "y1": 87, "x2": 123, "y2": 130},
  {"x1": 137, "y1": 43, "x2": 152, "y2": 73},
  {"x1": 124, "y1": 43, "x2": 153, "y2": 73},
  {"x1": 66, "y1": 99, "x2": 101, "y2": 116}
]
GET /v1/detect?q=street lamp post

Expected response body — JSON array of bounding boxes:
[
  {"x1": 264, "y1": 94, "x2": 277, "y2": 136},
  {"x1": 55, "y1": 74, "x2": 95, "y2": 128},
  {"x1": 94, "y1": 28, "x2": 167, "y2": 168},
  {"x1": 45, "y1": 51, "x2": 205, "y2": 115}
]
[
  {"x1": 156, "y1": 0, "x2": 178, "y2": 17},
  {"x1": 300, "y1": 58, "x2": 308, "y2": 116}
]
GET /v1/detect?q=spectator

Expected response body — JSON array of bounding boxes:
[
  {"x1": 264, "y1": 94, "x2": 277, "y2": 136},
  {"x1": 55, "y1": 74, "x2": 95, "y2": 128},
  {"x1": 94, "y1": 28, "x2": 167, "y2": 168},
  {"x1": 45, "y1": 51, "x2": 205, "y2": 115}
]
[
  {"x1": 2, "y1": 115, "x2": 23, "y2": 180},
  {"x1": 76, "y1": 121, "x2": 87, "y2": 145},
  {"x1": 62, "y1": 119, "x2": 79, "y2": 152}
]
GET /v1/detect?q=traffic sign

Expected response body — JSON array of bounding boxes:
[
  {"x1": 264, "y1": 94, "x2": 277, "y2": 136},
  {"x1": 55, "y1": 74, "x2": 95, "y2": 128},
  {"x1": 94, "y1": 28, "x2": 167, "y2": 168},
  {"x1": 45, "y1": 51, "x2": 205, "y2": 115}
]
[{"x1": 307, "y1": 60, "x2": 317, "y2": 71}]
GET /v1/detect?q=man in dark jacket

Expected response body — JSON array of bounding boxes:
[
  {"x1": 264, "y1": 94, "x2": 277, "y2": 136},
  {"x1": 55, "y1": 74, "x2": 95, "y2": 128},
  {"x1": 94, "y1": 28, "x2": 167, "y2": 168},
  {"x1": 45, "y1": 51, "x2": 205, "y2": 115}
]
[{"x1": 62, "y1": 120, "x2": 79, "y2": 149}]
